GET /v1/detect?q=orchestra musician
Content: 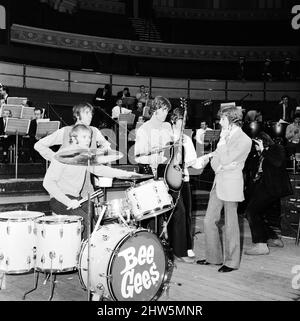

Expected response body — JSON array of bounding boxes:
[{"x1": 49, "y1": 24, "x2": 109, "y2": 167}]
[
  {"x1": 28, "y1": 107, "x2": 43, "y2": 162},
  {"x1": 0, "y1": 109, "x2": 14, "y2": 163}
]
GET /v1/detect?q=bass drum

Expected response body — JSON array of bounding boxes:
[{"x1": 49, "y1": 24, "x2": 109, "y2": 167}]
[{"x1": 78, "y1": 223, "x2": 172, "y2": 301}]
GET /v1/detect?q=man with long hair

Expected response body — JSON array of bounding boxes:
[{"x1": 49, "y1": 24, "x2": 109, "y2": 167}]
[{"x1": 197, "y1": 106, "x2": 252, "y2": 272}]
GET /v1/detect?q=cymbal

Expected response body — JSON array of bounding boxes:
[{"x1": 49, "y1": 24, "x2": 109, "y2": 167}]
[
  {"x1": 55, "y1": 148, "x2": 123, "y2": 166},
  {"x1": 116, "y1": 174, "x2": 153, "y2": 181}
]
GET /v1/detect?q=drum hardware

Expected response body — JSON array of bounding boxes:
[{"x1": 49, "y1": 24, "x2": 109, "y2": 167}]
[
  {"x1": 59, "y1": 228, "x2": 63, "y2": 238},
  {"x1": 98, "y1": 273, "x2": 112, "y2": 279},
  {"x1": 6, "y1": 226, "x2": 10, "y2": 234}
]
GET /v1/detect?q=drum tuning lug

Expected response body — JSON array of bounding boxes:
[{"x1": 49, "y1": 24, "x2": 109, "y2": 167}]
[
  {"x1": 59, "y1": 255, "x2": 63, "y2": 264},
  {"x1": 27, "y1": 256, "x2": 31, "y2": 265},
  {"x1": 6, "y1": 258, "x2": 9, "y2": 266},
  {"x1": 41, "y1": 229, "x2": 46, "y2": 238},
  {"x1": 33, "y1": 227, "x2": 37, "y2": 235},
  {"x1": 59, "y1": 228, "x2": 64, "y2": 238},
  {"x1": 77, "y1": 227, "x2": 82, "y2": 235},
  {"x1": 28, "y1": 225, "x2": 32, "y2": 234},
  {"x1": 96, "y1": 283, "x2": 104, "y2": 291},
  {"x1": 99, "y1": 273, "x2": 112, "y2": 280},
  {"x1": 0, "y1": 253, "x2": 4, "y2": 261},
  {"x1": 6, "y1": 226, "x2": 10, "y2": 235},
  {"x1": 41, "y1": 255, "x2": 45, "y2": 264}
]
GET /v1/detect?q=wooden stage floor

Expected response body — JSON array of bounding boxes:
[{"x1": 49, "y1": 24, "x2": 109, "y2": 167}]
[{"x1": 0, "y1": 216, "x2": 299, "y2": 302}]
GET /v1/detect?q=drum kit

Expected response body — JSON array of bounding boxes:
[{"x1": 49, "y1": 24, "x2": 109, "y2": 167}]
[{"x1": 0, "y1": 147, "x2": 175, "y2": 301}]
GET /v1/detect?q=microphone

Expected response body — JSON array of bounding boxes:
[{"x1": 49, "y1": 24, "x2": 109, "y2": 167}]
[{"x1": 279, "y1": 100, "x2": 284, "y2": 105}]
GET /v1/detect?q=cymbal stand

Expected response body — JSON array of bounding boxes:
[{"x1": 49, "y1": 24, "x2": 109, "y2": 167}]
[{"x1": 86, "y1": 151, "x2": 92, "y2": 301}]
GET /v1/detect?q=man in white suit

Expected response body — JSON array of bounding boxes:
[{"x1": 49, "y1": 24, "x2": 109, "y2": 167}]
[{"x1": 197, "y1": 105, "x2": 252, "y2": 272}]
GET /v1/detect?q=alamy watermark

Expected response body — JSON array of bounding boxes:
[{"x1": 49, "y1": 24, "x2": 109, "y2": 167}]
[{"x1": 291, "y1": 5, "x2": 300, "y2": 30}]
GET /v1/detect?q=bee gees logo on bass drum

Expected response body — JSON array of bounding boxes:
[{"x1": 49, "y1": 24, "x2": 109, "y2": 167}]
[
  {"x1": 117, "y1": 235, "x2": 161, "y2": 299},
  {"x1": 78, "y1": 224, "x2": 169, "y2": 301}
]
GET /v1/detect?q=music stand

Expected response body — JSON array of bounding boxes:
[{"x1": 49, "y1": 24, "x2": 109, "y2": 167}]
[
  {"x1": 118, "y1": 113, "x2": 135, "y2": 126},
  {"x1": 1, "y1": 104, "x2": 23, "y2": 118},
  {"x1": 21, "y1": 107, "x2": 35, "y2": 120},
  {"x1": 7, "y1": 97, "x2": 28, "y2": 106},
  {"x1": 36, "y1": 121, "x2": 60, "y2": 139},
  {"x1": 204, "y1": 130, "x2": 221, "y2": 152},
  {"x1": 5, "y1": 118, "x2": 30, "y2": 178}
]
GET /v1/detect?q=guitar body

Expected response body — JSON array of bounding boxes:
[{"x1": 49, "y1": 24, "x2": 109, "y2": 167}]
[
  {"x1": 164, "y1": 145, "x2": 184, "y2": 192},
  {"x1": 164, "y1": 97, "x2": 188, "y2": 192}
]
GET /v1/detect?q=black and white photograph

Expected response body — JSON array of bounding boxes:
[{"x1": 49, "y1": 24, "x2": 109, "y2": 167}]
[{"x1": 0, "y1": 0, "x2": 299, "y2": 317}]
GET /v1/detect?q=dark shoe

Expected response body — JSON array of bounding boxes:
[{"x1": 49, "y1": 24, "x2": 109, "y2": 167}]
[
  {"x1": 218, "y1": 265, "x2": 236, "y2": 273},
  {"x1": 196, "y1": 259, "x2": 211, "y2": 265},
  {"x1": 196, "y1": 259, "x2": 222, "y2": 266}
]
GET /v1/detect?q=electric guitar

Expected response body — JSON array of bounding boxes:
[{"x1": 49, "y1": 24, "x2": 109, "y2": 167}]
[{"x1": 164, "y1": 98, "x2": 187, "y2": 192}]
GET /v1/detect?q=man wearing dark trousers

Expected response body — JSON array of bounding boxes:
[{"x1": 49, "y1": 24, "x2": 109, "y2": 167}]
[{"x1": 244, "y1": 132, "x2": 293, "y2": 255}]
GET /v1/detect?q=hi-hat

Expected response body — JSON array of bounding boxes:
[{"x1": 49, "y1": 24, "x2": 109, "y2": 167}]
[{"x1": 55, "y1": 148, "x2": 123, "y2": 166}]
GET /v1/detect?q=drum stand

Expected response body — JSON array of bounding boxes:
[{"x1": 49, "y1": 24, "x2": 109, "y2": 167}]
[{"x1": 23, "y1": 269, "x2": 57, "y2": 301}]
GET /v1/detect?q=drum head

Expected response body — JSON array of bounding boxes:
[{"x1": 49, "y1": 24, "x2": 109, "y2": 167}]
[
  {"x1": 108, "y1": 229, "x2": 168, "y2": 301},
  {"x1": 0, "y1": 211, "x2": 44, "y2": 221},
  {"x1": 35, "y1": 215, "x2": 83, "y2": 224}
]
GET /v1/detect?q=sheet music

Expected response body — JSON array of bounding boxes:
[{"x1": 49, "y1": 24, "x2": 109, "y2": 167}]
[
  {"x1": 36, "y1": 121, "x2": 60, "y2": 138},
  {"x1": 5, "y1": 118, "x2": 30, "y2": 135},
  {"x1": 1, "y1": 104, "x2": 23, "y2": 118},
  {"x1": 7, "y1": 97, "x2": 28, "y2": 106},
  {"x1": 21, "y1": 107, "x2": 35, "y2": 119},
  {"x1": 204, "y1": 130, "x2": 221, "y2": 142}
]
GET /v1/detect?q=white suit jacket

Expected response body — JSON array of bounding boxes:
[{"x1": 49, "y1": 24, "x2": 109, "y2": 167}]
[{"x1": 210, "y1": 127, "x2": 252, "y2": 202}]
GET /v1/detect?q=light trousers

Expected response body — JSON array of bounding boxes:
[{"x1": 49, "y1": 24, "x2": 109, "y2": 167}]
[{"x1": 204, "y1": 187, "x2": 240, "y2": 269}]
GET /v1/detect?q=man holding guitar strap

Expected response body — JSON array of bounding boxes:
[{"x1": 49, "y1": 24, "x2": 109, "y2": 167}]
[{"x1": 169, "y1": 106, "x2": 211, "y2": 259}]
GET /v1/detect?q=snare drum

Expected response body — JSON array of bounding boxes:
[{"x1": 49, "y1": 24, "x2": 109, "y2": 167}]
[
  {"x1": 0, "y1": 211, "x2": 44, "y2": 273},
  {"x1": 126, "y1": 179, "x2": 173, "y2": 220},
  {"x1": 78, "y1": 223, "x2": 170, "y2": 301},
  {"x1": 35, "y1": 215, "x2": 82, "y2": 272},
  {"x1": 99, "y1": 199, "x2": 131, "y2": 223}
]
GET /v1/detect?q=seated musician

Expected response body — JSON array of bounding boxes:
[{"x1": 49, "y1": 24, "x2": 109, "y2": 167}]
[
  {"x1": 28, "y1": 107, "x2": 43, "y2": 162},
  {"x1": 0, "y1": 84, "x2": 9, "y2": 105},
  {"x1": 195, "y1": 121, "x2": 213, "y2": 145},
  {"x1": 285, "y1": 113, "x2": 300, "y2": 157},
  {"x1": 111, "y1": 99, "x2": 132, "y2": 120},
  {"x1": 0, "y1": 109, "x2": 14, "y2": 163},
  {"x1": 44, "y1": 124, "x2": 139, "y2": 239}
]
